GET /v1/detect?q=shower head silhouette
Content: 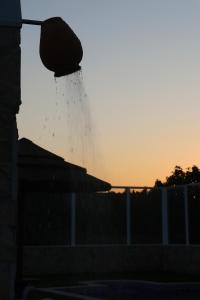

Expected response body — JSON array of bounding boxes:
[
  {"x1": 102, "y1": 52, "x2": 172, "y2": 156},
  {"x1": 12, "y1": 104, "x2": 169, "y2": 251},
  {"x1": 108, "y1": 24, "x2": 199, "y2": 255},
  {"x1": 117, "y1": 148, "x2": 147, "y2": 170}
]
[
  {"x1": 39, "y1": 17, "x2": 83, "y2": 77},
  {"x1": 22, "y1": 17, "x2": 83, "y2": 77}
]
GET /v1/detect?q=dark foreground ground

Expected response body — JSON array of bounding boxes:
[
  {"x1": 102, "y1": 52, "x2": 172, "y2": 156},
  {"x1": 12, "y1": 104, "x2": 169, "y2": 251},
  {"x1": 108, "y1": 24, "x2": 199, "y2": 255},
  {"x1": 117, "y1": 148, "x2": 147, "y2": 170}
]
[
  {"x1": 56, "y1": 280, "x2": 200, "y2": 300},
  {"x1": 23, "y1": 273, "x2": 200, "y2": 300},
  {"x1": 25, "y1": 272, "x2": 200, "y2": 288}
]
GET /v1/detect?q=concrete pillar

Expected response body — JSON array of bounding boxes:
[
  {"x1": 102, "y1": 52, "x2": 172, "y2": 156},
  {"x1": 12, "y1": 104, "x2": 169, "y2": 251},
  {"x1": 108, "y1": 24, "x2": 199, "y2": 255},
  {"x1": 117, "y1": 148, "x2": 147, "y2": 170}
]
[{"x1": 0, "y1": 27, "x2": 21, "y2": 300}]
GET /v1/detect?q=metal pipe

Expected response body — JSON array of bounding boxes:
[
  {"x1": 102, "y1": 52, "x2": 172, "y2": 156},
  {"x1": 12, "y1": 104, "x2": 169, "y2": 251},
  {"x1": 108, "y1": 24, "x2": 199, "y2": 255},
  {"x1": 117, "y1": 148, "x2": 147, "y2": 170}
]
[
  {"x1": 126, "y1": 188, "x2": 131, "y2": 245},
  {"x1": 70, "y1": 193, "x2": 76, "y2": 247},
  {"x1": 22, "y1": 19, "x2": 43, "y2": 25},
  {"x1": 112, "y1": 182, "x2": 200, "y2": 191},
  {"x1": 112, "y1": 186, "x2": 153, "y2": 190},
  {"x1": 161, "y1": 187, "x2": 169, "y2": 245},
  {"x1": 183, "y1": 185, "x2": 190, "y2": 245}
]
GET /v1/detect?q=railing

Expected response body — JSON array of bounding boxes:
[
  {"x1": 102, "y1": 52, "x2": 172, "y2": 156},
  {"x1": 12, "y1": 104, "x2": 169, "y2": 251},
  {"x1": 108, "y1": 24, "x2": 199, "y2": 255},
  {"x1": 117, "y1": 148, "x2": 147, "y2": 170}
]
[
  {"x1": 69, "y1": 183, "x2": 200, "y2": 247},
  {"x1": 112, "y1": 186, "x2": 154, "y2": 246}
]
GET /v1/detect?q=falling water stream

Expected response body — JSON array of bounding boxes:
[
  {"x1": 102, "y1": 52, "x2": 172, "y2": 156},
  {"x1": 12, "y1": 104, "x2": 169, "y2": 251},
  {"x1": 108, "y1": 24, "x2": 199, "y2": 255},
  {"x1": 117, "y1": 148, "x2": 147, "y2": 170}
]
[{"x1": 40, "y1": 70, "x2": 97, "y2": 174}]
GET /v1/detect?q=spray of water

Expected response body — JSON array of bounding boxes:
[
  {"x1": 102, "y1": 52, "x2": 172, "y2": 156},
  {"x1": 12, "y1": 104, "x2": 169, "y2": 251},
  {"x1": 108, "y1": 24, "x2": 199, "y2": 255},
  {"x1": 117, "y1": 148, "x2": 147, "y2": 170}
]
[{"x1": 40, "y1": 70, "x2": 97, "y2": 174}]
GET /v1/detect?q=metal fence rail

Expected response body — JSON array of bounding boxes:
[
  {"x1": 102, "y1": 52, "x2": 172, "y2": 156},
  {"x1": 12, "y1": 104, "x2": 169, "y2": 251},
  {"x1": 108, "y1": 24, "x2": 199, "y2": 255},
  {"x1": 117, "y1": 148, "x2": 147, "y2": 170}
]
[{"x1": 68, "y1": 183, "x2": 200, "y2": 246}]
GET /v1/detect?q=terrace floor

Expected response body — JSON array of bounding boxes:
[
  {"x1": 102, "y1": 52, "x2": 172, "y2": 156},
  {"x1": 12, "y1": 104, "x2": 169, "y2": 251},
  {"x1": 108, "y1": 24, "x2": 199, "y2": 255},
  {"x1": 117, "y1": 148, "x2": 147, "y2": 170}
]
[{"x1": 22, "y1": 273, "x2": 200, "y2": 300}]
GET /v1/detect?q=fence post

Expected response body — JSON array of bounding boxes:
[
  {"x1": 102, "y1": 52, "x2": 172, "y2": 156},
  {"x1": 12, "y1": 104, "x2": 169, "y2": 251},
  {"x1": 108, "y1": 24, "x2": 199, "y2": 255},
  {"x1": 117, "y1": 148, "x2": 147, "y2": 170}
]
[
  {"x1": 183, "y1": 185, "x2": 189, "y2": 245},
  {"x1": 126, "y1": 188, "x2": 131, "y2": 245},
  {"x1": 70, "y1": 193, "x2": 76, "y2": 246},
  {"x1": 161, "y1": 187, "x2": 169, "y2": 245}
]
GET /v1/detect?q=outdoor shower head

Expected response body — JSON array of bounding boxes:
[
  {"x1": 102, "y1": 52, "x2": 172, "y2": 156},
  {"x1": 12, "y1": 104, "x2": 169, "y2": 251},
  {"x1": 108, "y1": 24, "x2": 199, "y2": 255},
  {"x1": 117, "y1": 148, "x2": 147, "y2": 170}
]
[{"x1": 39, "y1": 17, "x2": 83, "y2": 77}]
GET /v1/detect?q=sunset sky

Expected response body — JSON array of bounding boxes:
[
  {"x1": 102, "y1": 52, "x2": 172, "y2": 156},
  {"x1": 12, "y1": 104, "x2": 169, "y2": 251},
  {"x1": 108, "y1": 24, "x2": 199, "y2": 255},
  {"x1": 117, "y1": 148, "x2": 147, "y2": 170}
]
[{"x1": 18, "y1": 0, "x2": 200, "y2": 187}]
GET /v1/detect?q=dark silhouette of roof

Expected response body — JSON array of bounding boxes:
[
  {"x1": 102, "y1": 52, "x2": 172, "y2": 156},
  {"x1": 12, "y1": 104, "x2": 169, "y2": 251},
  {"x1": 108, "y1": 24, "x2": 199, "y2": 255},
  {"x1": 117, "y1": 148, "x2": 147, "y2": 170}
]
[{"x1": 18, "y1": 138, "x2": 111, "y2": 193}]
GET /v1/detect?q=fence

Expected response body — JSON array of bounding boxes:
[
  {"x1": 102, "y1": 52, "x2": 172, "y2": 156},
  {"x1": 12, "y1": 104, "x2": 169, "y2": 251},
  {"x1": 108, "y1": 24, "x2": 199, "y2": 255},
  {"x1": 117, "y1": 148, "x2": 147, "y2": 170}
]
[
  {"x1": 23, "y1": 183, "x2": 200, "y2": 246},
  {"x1": 68, "y1": 183, "x2": 200, "y2": 246}
]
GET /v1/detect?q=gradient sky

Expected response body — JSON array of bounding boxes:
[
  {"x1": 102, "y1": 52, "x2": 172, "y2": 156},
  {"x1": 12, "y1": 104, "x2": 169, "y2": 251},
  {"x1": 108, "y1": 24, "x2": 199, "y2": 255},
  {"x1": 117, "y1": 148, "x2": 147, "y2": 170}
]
[{"x1": 18, "y1": 0, "x2": 200, "y2": 186}]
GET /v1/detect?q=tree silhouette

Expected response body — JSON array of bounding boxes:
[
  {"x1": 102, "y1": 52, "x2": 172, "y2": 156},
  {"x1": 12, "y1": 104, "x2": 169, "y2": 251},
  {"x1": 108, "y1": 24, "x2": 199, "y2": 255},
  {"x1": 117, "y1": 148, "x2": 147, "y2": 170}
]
[{"x1": 155, "y1": 165, "x2": 200, "y2": 187}]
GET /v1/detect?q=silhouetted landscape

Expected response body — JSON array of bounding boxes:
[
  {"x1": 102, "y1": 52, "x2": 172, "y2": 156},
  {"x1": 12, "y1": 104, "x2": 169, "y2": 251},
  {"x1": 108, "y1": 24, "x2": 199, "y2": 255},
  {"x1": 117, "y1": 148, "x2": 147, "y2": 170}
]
[{"x1": 21, "y1": 165, "x2": 200, "y2": 246}]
